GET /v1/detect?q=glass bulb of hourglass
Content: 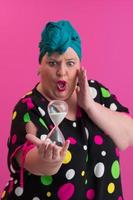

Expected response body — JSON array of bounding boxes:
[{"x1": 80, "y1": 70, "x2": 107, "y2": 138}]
[{"x1": 47, "y1": 100, "x2": 68, "y2": 146}]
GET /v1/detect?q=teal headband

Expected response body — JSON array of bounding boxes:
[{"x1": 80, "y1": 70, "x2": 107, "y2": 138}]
[{"x1": 38, "y1": 20, "x2": 82, "y2": 63}]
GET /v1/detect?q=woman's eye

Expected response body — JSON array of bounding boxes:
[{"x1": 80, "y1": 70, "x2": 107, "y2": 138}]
[
  {"x1": 67, "y1": 61, "x2": 75, "y2": 67},
  {"x1": 48, "y1": 61, "x2": 57, "y2": 66}
]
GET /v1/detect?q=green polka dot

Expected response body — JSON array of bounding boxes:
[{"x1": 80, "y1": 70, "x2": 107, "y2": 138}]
[
  {"x1": 39, "y1": 118, "x2": 48, "y2": 130},
  {"x1": 86, "y1": 154, "x2": 88, "y2": 163},
  {"x1": 23, "y1": 113, "x2": 30, "y2": 122},
  {"x1": 85, "y1": 179, "x2": 88, "y2": 184},
  {"x1": 41, "y1": 176, "x2": 53, "y2": 185},
  {"x1": 101, "y1": 87, "x2": 111, "y2": 98},
  {"x1": 111, "y1": 160, "x2": 120, "y2": 179}
]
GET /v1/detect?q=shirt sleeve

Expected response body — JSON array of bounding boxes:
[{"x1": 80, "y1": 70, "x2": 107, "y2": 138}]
[
  {"x1": 7, "y1": 99, "x2": 35, "y2": 182},
  {"x1": 89, "y1": 80, "x2": 129, "y2": 113}
]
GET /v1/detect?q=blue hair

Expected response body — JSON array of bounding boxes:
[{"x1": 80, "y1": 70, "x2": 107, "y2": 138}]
[{"x1": 38, "y1": 20, "x2": 82, "y2": 63}]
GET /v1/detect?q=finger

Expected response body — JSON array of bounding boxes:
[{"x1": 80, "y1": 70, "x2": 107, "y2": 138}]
[
  {"x1": 60, "y1": 140, "x2": 70, "y2": 157},
  {"x1": 44, "y1": 143, "x2": 53, "y2": 159},
  {"x1": 38, "y1": 143, "x2": 46, "y2": 158},
  {"x1": 26, "y1": 134, "x2": 42, "y2": 146},
  {"x1": 52, "y1": 142, "x2": 60, "y2": 160},
  {"x1": 45, "y1": 138, "x2": 52, "y2": 149}
]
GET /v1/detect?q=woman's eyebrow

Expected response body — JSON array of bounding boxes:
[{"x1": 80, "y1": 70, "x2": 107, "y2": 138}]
[
  {"x1": 65, "y1": 58, "x2": 78, "y2": 61},
  {"x1": 47, "y1": 57, "x2": 78, "y2": 61}
]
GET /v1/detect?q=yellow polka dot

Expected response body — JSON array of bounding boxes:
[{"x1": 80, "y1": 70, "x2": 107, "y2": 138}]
[
  {"x1": 63, "y1": 150, "x2": 72, "y2": 164},
  {"x1": 1, "y1": 190, "x2": 6, "y2": 198},
  {"x1": 81, "y1": 171, "x2": 85, "y2": 176},
  {"x1": 107, "y1": 182, "x2": 115, "y2": 193},
  {"x1": 21, "y1": 91, "x2": 32, "y2": 98},
  {"x1": 26, "y1": 91, "x2": 32, "y2": 95},
  {"x1": 12, "y1": 111, "x2": 17, "y2": 120},
  {"x1": 46, "y1": 191, "x2": 52, "y2": 197}
]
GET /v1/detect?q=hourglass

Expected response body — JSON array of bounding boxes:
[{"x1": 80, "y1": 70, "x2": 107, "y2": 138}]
[{"x1": 47, "y1": 100, "x2": 68, "y2": 146}]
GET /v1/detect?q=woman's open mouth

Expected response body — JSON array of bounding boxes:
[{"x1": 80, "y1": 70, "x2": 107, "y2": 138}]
[{"x1": 56, "y1": 80, "x2": 67, "y2": 91}]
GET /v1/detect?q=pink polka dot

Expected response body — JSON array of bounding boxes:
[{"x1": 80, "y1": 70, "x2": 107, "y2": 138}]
[
  {"x1": 49, "y1": 124, "x2": 54, "y2": 130},
  {"x1": 118, "y1": 196, "x2": 123, "y2": 200},
  {"x1": 67, "y1": 137, "x2": 77, "y2": 145},
  {"x1": 57, "y1": 183, "x2": 75, "y2": 200},
  {"x1": 115, "y1": 147, "x2": 120, "y2": 157},
  {"x1": 94, "y1": 135, "x2": 103, "y2": 145},
  {"x1": 86, "y1": 189, "x2": 95, "y2": 199},
  {"x1": 11, "y1": 134, "x2": 17, "y2": 144},
  {"x1": 22, "y1": 97, "x2": 34, "y2": 110}
]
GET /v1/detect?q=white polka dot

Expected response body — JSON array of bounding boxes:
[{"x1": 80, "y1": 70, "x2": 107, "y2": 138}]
[
  {"x1": 9, "y1": 177, "x2": 13, "y2": 181},
  {"x1": 72, "y1": 122, "x2": 77, "y2": 127},
  {"x1": 110, "y1": 103, "x2": 117, "y2": 111},
  {"x1": 65, "y1": 169, "x2": 75, "y2": 180},
  {"x1": 101, "y1": 151, "x2": 106, "y2": 156},
  {"x1": 89, "y1": 86, "x2": 97, "y2": 99},
  {"x1": 40, "y1": 134, "x2": 47, "y2": 141},
  {"x1": 38, "y1": 107, "x2": 45, "y2": 116},
  {"x1": 32, "y1": 197, "x2": 40, "y2": 200},
  {"x1": 83, "y1": 145, "x2": 88, "y2": 150},
  {"x1": 10, "y1": 164, "x2": 16, "y2": 173},
  {"x1": 14, "y1": 179, "x2": 18, "y2": 184},
  {"x1": 15, "y1": 186, "x2": 23, "y2": 196},
  {"x1": 90, "y1": 80, "x2": 95, "y2": 83},
  {"x1": 94, "y1": 162, "x2": 105, "y2": 178},
  {"x1": 85, "y1": 127, "x2": 89, "y2": 140},
  {"x1": 5, "y1": 181, "x2": 9, "y2": 187}
]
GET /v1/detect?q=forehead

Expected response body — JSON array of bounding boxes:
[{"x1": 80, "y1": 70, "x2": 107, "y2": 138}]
[{"x1": 46, "y1": 47, "x2": 79, "y2": 61}]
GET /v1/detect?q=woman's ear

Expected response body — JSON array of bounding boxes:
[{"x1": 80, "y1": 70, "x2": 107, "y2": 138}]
[{"x1": 37, "y1": 66, "x2": 41, "y2": 76}]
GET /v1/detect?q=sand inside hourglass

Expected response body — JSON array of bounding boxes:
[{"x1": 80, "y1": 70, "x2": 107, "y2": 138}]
[{"x1": 50, "y1": 112, "x2": 67, "y2": 125}]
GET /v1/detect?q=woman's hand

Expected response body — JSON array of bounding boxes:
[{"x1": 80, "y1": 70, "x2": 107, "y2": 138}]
[
  {"x1": 25, "y1": 134, "x2": 70, "y2": 175},
  {"x1": 76, "y1": 67, "x2": 94, "y2": 111}
]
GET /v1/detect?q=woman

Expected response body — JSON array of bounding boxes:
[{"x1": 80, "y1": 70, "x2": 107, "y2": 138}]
[{"x1": 1, "y1": 20, "x2": 133, "y2": 200}]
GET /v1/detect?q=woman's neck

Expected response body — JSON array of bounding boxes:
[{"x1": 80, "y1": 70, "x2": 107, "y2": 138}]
[{"x1": 36, "y1": 83, "x2": 78, "y2": 121}]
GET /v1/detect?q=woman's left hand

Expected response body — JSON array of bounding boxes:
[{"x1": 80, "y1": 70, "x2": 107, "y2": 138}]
[{"x1": 76, "y1": 67, "x2": 94, "y2": 111}]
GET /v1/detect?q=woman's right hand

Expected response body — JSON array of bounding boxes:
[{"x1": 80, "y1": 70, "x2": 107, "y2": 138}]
[{"x1": 25, "y1": 134, "x2": 70, "y2": 175}]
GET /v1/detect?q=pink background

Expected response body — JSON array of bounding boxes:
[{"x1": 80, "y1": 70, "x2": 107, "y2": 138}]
[{"x1": 0, "y1": 0, "x2": 133, "y2": 199}]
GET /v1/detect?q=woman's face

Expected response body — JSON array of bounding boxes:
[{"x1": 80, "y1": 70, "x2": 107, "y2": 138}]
[{"x1": 39, "y1": 47, "x2": 81, "y2": 101}]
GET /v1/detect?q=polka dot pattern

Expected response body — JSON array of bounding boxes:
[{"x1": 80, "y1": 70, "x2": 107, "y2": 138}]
[
  {"x1": 23, "y1": 112, "x2": 30, "y2": 122},
  {"x1": 89, "y1": 86, "x2": 97, "y2": 99},
  {"x1": 41, "y1": 176, "x2": 53, "y2": 186},
  {"x1": 72, "y1": 122, "x2": 77, "y2": 127},
  {"x1": 39, "y1": 118, "x2": 48, "y2": 129},
  {"x1": 101, "y1": 151, "x2": 106, "y2": 156},
  {"x1": 15, "y1": 187, "x2": 23, "y2": 196},
  {"x1": 38, "y1": 106, "x2": 45, "y2": 116},
  {"x1": 67, "y1": 137, "x2": 77, "y2": 144},
  {"x1": 85, "y1": 127, "x2": 89, "y2": 140},
  {"x1": 12, "y1": 111, "x2": 17, "y2": 120},
  {"x1": 46, "y1": 192, "x2": 52, "y2": 197},
  {"x1": 94, "y1": 162, "x2": 105, "y2": 178},
  {"x1": 94, "y1": 135, "x2": 103, "y2": 145},
  {"x1": 111, "y1": 160, "x2": 120, "y2": 179},
  {"x1": 101, "y1": 87, "x2": 111, "y2": 98},
  {"x1": 32, "y1": 197, "x2": 40, "y2": 200},
  {"x1": 86, "y1": 188, "x2": 95, "y2": 199},
  {"x1": 4, "y1": 80, "x2": 127, "y2": 199},
  {"x1": 57, "y1": 183, "x2": 75, "y2": 200},
  {"x1": 66, "y1": 169, "x2": 75, "y2": 180},
  {"x1": 40, "y1": 134, "x2": 47, "y2": 141},
  {"x1": 63, "y1": 150, "x2": 72, "y2": 164},
  {"x1": 107, "y1": 182, "x2": 115, "y2": 193},
  {"x1": 110, "y1": 103, "x2": 117, "y2": 111}
]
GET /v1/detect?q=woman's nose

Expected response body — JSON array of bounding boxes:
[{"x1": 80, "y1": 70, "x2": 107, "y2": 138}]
[{"x1": 56, "y1": 64, "x2": 67, "y2": 77}]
